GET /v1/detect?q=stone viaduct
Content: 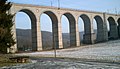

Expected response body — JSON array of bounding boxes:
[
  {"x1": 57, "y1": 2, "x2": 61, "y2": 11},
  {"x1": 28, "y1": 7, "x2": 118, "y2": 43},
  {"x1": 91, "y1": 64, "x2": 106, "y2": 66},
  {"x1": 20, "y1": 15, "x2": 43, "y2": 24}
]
[{"x1": 9, "y1": 3, "x2": 120, "y2": 53}]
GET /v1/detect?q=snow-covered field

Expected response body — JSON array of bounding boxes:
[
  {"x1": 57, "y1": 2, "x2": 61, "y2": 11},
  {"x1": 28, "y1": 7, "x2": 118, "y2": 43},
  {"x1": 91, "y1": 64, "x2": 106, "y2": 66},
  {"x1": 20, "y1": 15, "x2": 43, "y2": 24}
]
[
  {"x1": 16, "y1": 40, "x2": 120, "y2": 62},
  {"x1": 1, "y1": 40, "x2": 120, "y2": 69}
]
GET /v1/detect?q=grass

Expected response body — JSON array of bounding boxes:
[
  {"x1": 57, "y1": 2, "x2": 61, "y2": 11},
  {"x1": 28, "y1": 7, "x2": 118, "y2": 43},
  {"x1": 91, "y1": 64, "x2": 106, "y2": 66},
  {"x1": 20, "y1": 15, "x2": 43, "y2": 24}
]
[
  {"x1": 0, "y1": 54, "x2": 30, "y2": 67},
  {"x1": 0, "y1": 54, "x2": 15, "y2": 67}
]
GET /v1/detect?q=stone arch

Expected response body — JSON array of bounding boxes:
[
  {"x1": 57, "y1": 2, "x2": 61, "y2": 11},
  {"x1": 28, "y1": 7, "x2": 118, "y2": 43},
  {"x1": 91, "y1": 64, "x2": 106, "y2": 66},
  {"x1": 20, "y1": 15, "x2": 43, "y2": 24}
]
[
  {"x1": 19, "y1": 9, "x2": 36, "y2": 23},
  {"x1": 61, "y1": 12, "x2": 76, "y2": 47},
  {"x1": 117, "y1": 18, "x2": 120, "y2": 38},
  {"x1": 108, "y1": 17, "x2": 118, "y2": 39},
  {"x1": 42, "y1": 11, "x2": 58, "y2": 24},
  {"x1": 94, "y1": 15, "x2": 104, "y2": 42},
  {"x1": 40, "y1": 11, "x2": 59, "y2": 49},
  {"x1": 79, "y1": 14, "x2": 92, "y2": 44},
  {"x1": 15, "y1": 9, "x2": 37, "y2": 51}
]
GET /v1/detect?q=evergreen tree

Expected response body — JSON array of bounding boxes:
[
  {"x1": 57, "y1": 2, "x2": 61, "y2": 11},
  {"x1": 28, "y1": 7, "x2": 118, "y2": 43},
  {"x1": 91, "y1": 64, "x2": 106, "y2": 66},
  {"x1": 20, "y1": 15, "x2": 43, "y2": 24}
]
[{"x1": 0, "y1": 0, "x2": 16, "y2": 53}]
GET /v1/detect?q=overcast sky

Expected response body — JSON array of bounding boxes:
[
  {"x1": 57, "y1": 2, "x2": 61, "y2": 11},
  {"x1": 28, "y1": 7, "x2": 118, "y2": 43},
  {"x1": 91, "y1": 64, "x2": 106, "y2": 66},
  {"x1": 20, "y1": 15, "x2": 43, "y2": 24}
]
[{"x1": 8, "y1": 0, "x2": 120, "y2": 33}]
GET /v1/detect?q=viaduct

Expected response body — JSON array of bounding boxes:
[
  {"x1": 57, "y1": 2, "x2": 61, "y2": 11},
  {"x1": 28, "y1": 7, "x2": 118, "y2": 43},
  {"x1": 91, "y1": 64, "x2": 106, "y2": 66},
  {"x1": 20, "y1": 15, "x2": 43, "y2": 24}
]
[{"x1": 9, "y1": 3, "x2": 120, "y2": 53}]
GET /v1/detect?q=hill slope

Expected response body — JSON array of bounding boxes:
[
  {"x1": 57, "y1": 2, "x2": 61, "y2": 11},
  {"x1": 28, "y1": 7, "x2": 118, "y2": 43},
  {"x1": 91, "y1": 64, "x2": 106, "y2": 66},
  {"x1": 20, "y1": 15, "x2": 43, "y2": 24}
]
[{"x1": 16, "y1": 29, "x2": 96, "y2": 51}]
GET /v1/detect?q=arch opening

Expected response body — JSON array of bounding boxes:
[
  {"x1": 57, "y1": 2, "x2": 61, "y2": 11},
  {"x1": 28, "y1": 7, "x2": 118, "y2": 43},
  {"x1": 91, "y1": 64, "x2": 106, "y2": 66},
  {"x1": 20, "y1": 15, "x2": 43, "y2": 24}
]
[
  {"x1": 93, "y1": 19, "x2": 97, "y2": 42},
  {"x1": 61, "y1": 15, "x2": 70, "y2": 48},
  {"x1": 107, "y1": 20, "x2": 110, "y2": 31},
  {"x1": 40, "y1": 11, "x2": 58, "y2": 50},
  {"x1": 79, "y1": 14, "x2": 92, "y2": 44},
  {"x1": 15, "y1": 9, "x2": 37, "y2": 52},
  {"x1": 61, "y1": 13, "x2": 76, "y2": 48},
  {"x1": 78, "y1": 17, "x2": 84, "y2": 45},
  {"x1": 117, "y1": 18, "x2": 120, "y2": 38},
  {"x1": 94, "y1": 16, "x2": 104, "y2": 42},
  {"x1": 108, "y1": 17, "x2": 118, "y2": 40}
]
